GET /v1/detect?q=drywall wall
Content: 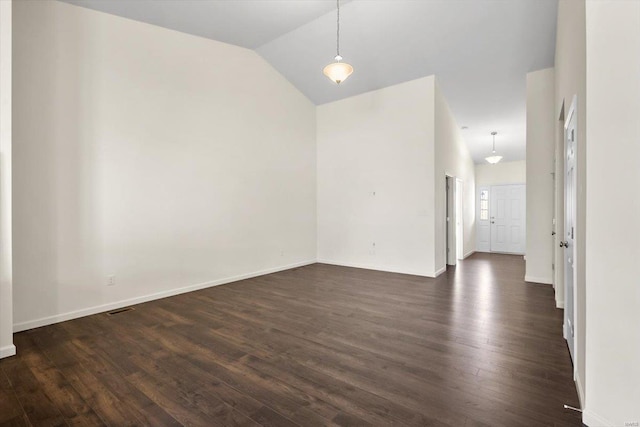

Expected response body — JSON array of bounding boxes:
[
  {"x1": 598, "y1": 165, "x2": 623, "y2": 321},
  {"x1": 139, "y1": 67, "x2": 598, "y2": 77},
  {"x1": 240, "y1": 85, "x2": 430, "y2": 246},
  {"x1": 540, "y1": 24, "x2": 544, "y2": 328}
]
[
  {"x1": 12, "y1": 0, "x2": 317, "y2": 331},
  {"x1": 475, "y1": 161, "x2": 526, "y2": 186},
  {"x1": 317, "y1": 76, "x2": 475, "y2": 277},
  {"x1": 434, "y1": 82, "x2": 476, "y2": 269},
  {"x1": 0, "y1": 0, "x2": 15, "y2": 358},
  {"x1": 525, "y1": 68, "x2": 555, "y2": 285},
  {"x1": 584, "y1": 1, "x2": 640, "y2": 425},
  {"x1": 554, "y1": 0, "x2": 587, "y2": 405},
  {"x1": 317, "y1": 76, "x2": 437, "y2": 276}
]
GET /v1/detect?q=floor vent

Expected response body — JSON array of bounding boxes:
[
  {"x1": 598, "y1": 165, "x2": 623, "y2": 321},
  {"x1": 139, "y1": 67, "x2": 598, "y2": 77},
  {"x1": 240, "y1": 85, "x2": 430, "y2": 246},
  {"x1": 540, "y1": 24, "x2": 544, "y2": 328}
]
[{"x1": 106, "y1": 307, "x2": 135, "y2": 316}]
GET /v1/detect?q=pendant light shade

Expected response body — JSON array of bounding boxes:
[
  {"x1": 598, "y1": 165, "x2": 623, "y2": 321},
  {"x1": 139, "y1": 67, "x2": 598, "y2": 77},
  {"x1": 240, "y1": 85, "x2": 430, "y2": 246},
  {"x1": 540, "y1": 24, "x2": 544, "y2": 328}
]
[
  {"x1": 485, "y1": 131, "x2": 503, "y2": 164},
  {"x1": 323, "y1": 56, "x2": 353, "y2": 84},
  {"x1": 324, "y1": 0, "x2": 353, "y2": 84}
]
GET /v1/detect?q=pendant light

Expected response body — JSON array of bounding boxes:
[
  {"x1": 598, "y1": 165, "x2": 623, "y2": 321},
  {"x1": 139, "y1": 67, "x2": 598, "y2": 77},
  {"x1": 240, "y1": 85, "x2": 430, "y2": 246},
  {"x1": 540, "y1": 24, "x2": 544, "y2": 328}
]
[
  {"x1": 323, "y1": 0, "x2": 353, "y2": 84},
  {"x1": 485, "y1": 131, "x2": 503, "y2": 164}
]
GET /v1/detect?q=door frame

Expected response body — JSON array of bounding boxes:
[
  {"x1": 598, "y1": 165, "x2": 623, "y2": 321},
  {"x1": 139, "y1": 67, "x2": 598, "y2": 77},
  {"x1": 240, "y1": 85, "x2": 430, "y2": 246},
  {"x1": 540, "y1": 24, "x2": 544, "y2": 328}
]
[
  {"x1": 445, "y1": 175, "x2": 457, "y2": 266},
  {"x1": 455, "y1": 178, "x2": 464, "y2": 260},
  {"x1": 553, "y1": 106, "x2": 566, "y2": 309}
]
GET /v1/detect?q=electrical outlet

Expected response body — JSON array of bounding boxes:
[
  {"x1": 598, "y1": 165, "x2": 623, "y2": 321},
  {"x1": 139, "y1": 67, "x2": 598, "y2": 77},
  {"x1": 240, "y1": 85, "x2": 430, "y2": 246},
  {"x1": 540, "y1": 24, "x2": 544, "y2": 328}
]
[
  {"x1": 107, "y1": 275, "x2": 116, "y2": 286},
  {"x1": 280, "y1": 250, "x2": 284, "y2": 257}
]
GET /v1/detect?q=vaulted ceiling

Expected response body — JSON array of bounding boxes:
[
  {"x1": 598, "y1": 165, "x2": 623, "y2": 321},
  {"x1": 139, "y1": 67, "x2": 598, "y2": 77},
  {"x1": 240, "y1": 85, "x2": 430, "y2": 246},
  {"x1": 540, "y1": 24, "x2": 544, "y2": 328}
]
[{"x1": 60, "y1": 0, "x2": 558, "y2": 163}]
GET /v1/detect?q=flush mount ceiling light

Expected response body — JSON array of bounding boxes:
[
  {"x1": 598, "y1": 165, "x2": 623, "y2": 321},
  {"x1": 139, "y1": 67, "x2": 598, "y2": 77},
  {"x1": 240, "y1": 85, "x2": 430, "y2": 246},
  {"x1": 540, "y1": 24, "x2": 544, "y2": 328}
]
[
  {"x1": 323, "y1": 0, "x2": 353, "y2": 84},
  {"x1": 485, "y1": 131, "x2": 503, "y2": 164}
]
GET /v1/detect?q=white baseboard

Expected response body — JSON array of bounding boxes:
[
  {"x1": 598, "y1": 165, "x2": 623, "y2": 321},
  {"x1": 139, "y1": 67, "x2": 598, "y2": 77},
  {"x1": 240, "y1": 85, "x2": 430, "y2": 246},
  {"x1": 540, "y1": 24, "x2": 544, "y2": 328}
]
[
  {"x1": 13, "y1": 259, "x2": 317, "y2": 333},
  {"x1": 576, "y1": 372, "x2": 585, "y2": 412},
  {"x1": 434, "y1": 266, "x2": 446, "y2": 277},
  {"x1": 0, "y1": 344, "x2": 16, "y2": 359},
  {"x1": 582, "y1": 409, "x2": 612, "y2": 427},
  {"x1": 524, "y1": 275, "x2": 553, "y2": 285},
  {"x1": 317, "y1": 259, "x2": 435, "y2": 278},
  {"x1": 462, "y1": 250, "x2": 476, "y2": 259}
]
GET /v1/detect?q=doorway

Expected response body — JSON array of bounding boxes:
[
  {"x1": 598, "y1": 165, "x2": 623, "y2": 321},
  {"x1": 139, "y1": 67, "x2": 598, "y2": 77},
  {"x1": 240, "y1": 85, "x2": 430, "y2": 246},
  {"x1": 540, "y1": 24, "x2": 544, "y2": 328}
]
[
  {"x1": 476, "y1": 184, "x2": 526, "y2": 254},
  {"x1": 446, "y1": 176, "x2": 456, "y2": 266}
]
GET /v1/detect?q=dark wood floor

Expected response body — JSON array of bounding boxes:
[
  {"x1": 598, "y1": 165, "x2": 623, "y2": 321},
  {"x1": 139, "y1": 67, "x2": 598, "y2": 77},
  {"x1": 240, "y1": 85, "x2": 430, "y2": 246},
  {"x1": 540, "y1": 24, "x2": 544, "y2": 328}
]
[{"x1": 0, "y1": 253, "x2": 581, "y2": 426}]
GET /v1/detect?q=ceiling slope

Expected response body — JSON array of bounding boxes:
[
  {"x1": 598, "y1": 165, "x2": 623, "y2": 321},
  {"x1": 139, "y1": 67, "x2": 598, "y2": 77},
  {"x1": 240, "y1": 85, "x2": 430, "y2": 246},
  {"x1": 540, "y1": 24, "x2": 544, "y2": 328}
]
[{"x1": 257, "y1": 0, "x2": 558, "y2": 162}]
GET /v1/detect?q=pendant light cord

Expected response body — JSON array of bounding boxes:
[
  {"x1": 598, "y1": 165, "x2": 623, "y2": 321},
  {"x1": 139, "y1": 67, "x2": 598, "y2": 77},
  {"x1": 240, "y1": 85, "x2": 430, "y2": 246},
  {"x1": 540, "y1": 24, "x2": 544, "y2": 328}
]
[
  {"x1": 336, "y1": 0, "x2": 340, "y2": 57},
  {"x1": 322, "y1": 0, "x2": 353, "y2": 84}
]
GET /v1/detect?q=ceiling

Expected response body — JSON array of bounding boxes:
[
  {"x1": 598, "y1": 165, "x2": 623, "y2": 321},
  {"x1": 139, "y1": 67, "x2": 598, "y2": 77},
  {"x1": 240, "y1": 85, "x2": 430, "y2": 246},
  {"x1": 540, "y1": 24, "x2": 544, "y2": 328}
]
[{"x1": 60, "y1": 0, "x2": 558, "y2": 163}]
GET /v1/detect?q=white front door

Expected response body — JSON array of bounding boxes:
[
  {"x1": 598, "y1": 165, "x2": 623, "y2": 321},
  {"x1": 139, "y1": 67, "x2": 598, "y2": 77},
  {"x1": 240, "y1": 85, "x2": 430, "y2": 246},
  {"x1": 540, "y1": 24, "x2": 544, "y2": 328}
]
[
  {"x1": 490, "y1": 184, "x2": 526, "y2": 254},
  {"x1": 564, "y1": 99, "x2": 577, "y2": 363}
]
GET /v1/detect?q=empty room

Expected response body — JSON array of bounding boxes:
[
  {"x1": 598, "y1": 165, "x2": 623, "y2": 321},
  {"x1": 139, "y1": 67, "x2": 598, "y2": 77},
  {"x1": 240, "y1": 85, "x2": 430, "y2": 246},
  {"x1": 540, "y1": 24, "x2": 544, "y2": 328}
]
[{"x1": 0, "y1": 0, "x2": 638, "y2": 426}]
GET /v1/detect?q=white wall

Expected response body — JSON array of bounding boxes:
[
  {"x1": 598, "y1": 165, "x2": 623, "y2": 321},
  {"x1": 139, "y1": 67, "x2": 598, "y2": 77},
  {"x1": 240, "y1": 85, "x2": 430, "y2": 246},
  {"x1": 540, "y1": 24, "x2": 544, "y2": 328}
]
[
  {"x1": 0, "y1": 0, "x2": 15, "y2": 358},
  {"x1": 475, "y1": 161, "x2": 526, "y2": 186},
  {"x1": 434, "y1": 82, "x2": 476, "y2": 267},
  {"x1": 525, "y1": 68, "x2": 555, "y2": 285},
  {"x1": 555, "y1": 0, "x2": 587, "y2": 405},
  {"x1": 12, "y1": 0, "x2": 317, "y2": 331},
  {"x1": 317, "y1": 77, "x2": 437, "y2": 276},
  {"x1": 584, "y1": 1, "x2": 640, "y2": 425},
  {"x1": 317, "y1": 76, "x2": 475, "y2": 277}
]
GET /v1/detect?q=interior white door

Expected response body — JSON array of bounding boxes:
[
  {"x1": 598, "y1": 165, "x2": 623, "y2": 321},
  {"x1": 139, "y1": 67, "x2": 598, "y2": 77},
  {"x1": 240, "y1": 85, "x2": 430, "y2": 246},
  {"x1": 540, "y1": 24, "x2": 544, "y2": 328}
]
[
  {"x1": 564, "y1": 100, "x2": 577, "y2": 363},
  {"x1": 490, "y1": 184, "x2": 526, "y2": 254}
]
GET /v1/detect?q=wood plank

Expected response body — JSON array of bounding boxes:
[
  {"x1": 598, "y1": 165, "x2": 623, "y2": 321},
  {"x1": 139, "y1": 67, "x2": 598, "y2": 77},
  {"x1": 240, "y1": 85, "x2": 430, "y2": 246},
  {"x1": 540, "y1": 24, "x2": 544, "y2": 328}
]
[{"x1": 0, "y1": 374, "x2": 25, "y2": 425}]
